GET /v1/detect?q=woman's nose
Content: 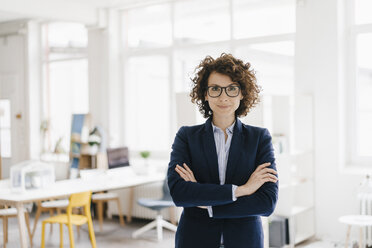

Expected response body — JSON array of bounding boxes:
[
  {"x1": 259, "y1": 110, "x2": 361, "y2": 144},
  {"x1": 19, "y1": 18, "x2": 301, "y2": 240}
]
[{"x1": 218, "y1": 90, "x2": 229, "y2": 100}]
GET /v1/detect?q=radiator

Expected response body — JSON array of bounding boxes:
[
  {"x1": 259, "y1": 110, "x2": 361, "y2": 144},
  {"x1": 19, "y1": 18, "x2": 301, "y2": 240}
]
[
  {"x1": 107, "y1": 181, "x2": 182, "y2": 221},
  {"x1": 359, "y1": 192, "x2": 372, "y2": 246}
]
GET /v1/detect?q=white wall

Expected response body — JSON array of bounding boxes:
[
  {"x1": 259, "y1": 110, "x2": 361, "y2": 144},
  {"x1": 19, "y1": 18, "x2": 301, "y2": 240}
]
[
  {"x1": 88, "y1": 9, "x2": 124, "y2": 148},
  {"x1": 295, "y1": 0, "x2": 363, "y2": 242},
  {"x1": 0, "y1": 20, "x2": 41, "y2": 177}
]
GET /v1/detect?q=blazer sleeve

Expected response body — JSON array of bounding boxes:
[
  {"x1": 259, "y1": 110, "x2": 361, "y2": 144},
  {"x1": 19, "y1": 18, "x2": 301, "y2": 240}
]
[
  {"x1": 211, "y1": 128, "x2": 279, "y2": 218},
  {"x1": 167, "y1": 126, "x2": 235, "y2": 207}
]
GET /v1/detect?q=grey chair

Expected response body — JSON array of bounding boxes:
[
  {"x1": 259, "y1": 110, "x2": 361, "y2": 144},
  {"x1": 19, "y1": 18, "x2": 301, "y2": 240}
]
[{"x1": 132, "y1": 178, "x2": 177, "y2": 241}]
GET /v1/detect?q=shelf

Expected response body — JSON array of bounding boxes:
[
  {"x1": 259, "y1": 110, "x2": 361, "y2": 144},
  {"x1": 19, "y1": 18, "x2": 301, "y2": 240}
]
[
  {"x1": 80, "y1": 153, "x2": 97, "y2": 156},
  {"x1": 70, "y1": 153, "x2": 80, "y2": 158}
]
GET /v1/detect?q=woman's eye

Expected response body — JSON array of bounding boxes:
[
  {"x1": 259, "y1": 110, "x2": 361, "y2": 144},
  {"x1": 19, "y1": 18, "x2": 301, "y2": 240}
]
[
  {"x1": 228, "y1": 86, "x2": 237, "y2": 91},
  {"x1": 211, "y1": 87, "x2": 220, "y2": 91}
]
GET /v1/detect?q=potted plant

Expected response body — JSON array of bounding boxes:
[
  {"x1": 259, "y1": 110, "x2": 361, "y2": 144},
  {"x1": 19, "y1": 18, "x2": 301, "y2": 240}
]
[
  {"x1": 140, "y1": 150, "x2": 151, "y2": 166},
  {"x1": 87, "y1": 134, "x2": 101, "y2": 155}
]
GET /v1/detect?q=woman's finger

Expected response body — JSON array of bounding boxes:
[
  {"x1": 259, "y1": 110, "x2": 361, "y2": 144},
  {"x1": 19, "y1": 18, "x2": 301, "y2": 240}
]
[
  {"x1": 177, "y1": 164, "x2": 188, "y2": 174},
  {"x1": 262, "y1": 174, "x2": 278, "y2": 183},
  {"x1": 256, "y1": 162, "x2": 271, "y2": 172},
  {"x1": 179, "y1": 164, "x2": 194, "y2": 178},
  {"x1": 183, "y1": 163, "x2": 193, "y2": 174},
  {"x1": 175, "y1": 166, "x2": 190, "y2": 181},
  {"x1": 262, "y1": 168, "x2": 277, "y2": 174}
]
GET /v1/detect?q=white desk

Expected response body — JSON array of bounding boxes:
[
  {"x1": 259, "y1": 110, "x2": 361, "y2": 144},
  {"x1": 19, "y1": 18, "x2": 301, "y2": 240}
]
[{"x1": 0, "y1": 167, "x2": 165, "y2": 248}]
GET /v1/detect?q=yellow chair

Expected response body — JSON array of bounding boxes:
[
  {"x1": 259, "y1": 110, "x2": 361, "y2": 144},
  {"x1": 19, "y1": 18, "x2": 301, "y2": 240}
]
[{"x1": 41, "y1": 191, "x2": 96, "y2": 248}]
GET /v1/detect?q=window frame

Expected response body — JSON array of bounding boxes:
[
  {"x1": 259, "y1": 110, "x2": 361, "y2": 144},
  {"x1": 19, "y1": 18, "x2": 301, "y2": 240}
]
[
  {"x1": 120, "y1": 0, "x2": 296, "y2": 154},
  {"x1": 347, "y1": 0, "x2": 372, "y2": 166},
  {"x1": 41, "y1": 22, "x2": 89, "y2": 154}
]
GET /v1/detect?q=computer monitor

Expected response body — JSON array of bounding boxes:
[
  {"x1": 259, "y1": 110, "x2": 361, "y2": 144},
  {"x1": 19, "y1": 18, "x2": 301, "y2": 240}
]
[{"x1": 106, "y1": 147, "x2": 130, "y2": 169}]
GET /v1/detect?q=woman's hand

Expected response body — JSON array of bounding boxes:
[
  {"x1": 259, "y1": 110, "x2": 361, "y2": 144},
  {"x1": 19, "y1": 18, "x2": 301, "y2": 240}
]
[
  {"x1": 235, "y1": 162, "x2": 278, "y2": 197},
  {"x1": 175, "y1": 163, "x2": 206, "y2": 209},
  {"x1": 175, "y1": 163, "x2": 197, "y2": 182}
]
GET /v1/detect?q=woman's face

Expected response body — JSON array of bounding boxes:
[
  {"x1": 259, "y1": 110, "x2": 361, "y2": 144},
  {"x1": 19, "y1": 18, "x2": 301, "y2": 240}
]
[{"x1": 205, "y1": 72, "x2": 243, "y2": 119}]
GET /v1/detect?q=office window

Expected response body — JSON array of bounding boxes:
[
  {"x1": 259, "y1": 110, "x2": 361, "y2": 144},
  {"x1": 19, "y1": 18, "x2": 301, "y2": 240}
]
[
  {"x1": 355, "y1": 33, "x2": 372, "y2": 157},
  {"x1": 127, "y1": 4, "x2": 172, "y2": 48},
  {"x1": 355, "y1": 0, "x2": 372, "y2": 25},
  {"x1": 174, "y1": 0, "x2": 230, "y2": 44},
  {"x1": 124, "y1": 56, "x2": 170, "y2": 151},
  {"x1": 122, "y1": 0, "x2": 295, "y2": 153},
  {"x1": 235, "y1": 41, "x2": 295, "y2": 95},
  {"x1": 174, "y1": 45, "x2": 230, "y2": 93},
  {"x1": 0, "y1": 99, "x2": 11, "y2": 157},
  {"x1": 347, "y1": 0, "x2": 372, "y2": 163},
  {"x1": 42, "y1": 22, "x2": 88, "y2": 154},
  {"x1": 233, "y1": 0, "x2": 295, "y2": 39}
]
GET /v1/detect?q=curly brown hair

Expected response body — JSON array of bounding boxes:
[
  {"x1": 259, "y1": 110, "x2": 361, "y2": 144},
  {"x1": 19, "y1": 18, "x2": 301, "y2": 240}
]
[{"x1": 190, "y1": 53, "x2": 261, "y2": 118}]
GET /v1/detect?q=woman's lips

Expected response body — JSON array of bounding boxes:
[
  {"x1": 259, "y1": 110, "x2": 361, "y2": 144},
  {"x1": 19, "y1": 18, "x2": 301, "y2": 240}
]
[{"x1": 217, "y1": 105, "x2": 230, "y2": 109}]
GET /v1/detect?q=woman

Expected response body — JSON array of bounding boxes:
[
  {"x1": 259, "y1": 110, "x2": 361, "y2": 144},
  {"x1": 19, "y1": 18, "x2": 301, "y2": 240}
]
[{"x1": 167, "y1": 53, "x2": 278, "y2": 248}]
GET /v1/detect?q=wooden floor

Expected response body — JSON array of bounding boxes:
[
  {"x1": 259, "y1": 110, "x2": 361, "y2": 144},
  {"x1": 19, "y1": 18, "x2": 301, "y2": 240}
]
[{"x1": 1, "y1": 214, "x2": 175, "y2": 248}]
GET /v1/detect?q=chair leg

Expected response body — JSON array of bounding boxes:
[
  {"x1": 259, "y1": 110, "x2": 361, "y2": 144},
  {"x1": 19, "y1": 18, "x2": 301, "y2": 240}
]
[
  {"x1": 359, "y1": 227, "x2": 363, "y2": 248},
  {"x1": 77, "y1": 225, "x2": 80, "y2": 238},
  {"x1": 127, "y1": 187, "x2": 134, "y2": 223},
  {"x1": 32, "y1": 203, "x2": 42, "y2": 238},
  {"x1": 156, "y1": 215, "x2": 163, "y2": 241},
  {"x1": 87, "y1": 219, "x2": 97, "y2": 248},
  {"x1": 5, "y1": 216, "x2": 8, "y2": 243},
  {"x1": 25, "y1": 212, "x2": 33, "y2": 247},
  {"x1": 2, "y1": 217, "x2": 6, "y2": 248},
  {"x1": 161, "y1": 219, "x2": 178, "y2": 232},
  {"x1": 132, "y1": 219, "x2": 157, "y2": 238},
  {"x1": 345, "y1": 225, "x2": 351, "y2": 248},
  {"x1": 49, "y1": 209, "x2": 54, "y2": 233},
  {"x1": 115, "y1": 198, "x2": 125, "y2": 227},
  {"x1": 41, "y1": 222, "x2": 46, "y2": 248},
  {"x1": 59, "y1": 223, "x2": 63, "y2": 248},
  {"x1": 96, "y1": 201, "x2": 103, "y2": 232},
  {"x1": 67, "y1": 223, "x2": 75, "y2": 248}
]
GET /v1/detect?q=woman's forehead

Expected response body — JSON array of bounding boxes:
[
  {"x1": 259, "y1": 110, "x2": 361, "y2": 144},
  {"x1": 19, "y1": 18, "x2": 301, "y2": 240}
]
[{"x1": 208, "y1": 72, "x2": 238, "y2": 86}]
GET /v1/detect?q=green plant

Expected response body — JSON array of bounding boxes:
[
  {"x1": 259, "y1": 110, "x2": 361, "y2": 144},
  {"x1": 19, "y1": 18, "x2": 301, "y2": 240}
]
[{"x1": 140, "y1": 151, "x2": 150, "y2": 159}]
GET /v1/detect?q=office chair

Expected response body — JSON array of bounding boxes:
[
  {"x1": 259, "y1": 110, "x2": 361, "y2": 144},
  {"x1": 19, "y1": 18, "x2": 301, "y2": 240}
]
[
  {"x1": 132, "y1": 178, "x2": 177, "y2": 241},
  {"x1": 41, "y1": 191, "x2": 96, "y2": 248},
  {"x1": 0, "y1": 205, "x2": 32, "y2": 248}
]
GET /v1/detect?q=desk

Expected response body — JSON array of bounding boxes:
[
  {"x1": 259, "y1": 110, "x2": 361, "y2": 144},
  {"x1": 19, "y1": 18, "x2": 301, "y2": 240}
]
[{"x1": 0, "y1": 167, "x2": 164, "y2": 248}]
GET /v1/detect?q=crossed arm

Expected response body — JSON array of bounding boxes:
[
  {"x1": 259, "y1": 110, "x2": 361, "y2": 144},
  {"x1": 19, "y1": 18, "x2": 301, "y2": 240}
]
[{"x1": 167, "y1": 127, "x2": 279, "y2": 218}]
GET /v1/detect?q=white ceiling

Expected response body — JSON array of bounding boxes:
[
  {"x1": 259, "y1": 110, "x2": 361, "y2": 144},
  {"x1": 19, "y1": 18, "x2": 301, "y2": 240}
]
[
  {"x1": 0, "y1": 10, "x2": 28, "y2": 23},
  {"x1": 0, "y1": 0, "x2": 171, "y2": 24}
]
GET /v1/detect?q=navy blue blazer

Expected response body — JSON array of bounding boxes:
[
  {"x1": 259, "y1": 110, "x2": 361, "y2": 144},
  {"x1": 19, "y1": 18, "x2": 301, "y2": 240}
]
[{"x1": 167, "y1": 118, "x2": 278, "y2": 248}]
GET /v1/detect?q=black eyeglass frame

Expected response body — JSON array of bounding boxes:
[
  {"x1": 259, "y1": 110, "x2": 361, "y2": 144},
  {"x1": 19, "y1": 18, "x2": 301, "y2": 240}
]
[{"x1": 206, "y1": 85, "x2": 241, "y2": 98}]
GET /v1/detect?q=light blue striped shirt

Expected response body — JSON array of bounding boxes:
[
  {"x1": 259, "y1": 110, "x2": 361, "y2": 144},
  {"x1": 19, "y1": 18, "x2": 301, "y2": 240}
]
[
  {"x1": 207, "y1": 121, "x2": 238, "y2": 215},
  {"x1": 207, "y1": 121, "x2": 238, "y2": 244}
]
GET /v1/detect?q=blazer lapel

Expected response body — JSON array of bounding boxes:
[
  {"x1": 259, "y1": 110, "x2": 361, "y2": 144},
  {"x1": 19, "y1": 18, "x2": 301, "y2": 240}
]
[
  {"x1": 202, "y1": 118, "x2": 220, "y2": 184},
  {"x1": 225, "y1": 118, "x2": 244, "y2": 184}
]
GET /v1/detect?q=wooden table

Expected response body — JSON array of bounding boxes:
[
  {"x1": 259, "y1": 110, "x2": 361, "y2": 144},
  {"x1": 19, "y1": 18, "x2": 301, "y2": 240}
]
[{"x1": 0, "y1": 167, "x2": 164, "y2": 248}]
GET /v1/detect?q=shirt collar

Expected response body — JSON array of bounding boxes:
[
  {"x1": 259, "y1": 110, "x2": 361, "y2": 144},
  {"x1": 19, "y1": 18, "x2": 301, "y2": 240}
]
[{"x1": 212, "y1": 121, "x2": 235, "y2": 134}]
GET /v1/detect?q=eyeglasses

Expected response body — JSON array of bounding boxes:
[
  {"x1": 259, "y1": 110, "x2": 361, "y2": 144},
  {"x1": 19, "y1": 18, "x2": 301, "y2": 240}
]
[{"x1": 207, "y1": 85, "x2": 241, "y2": 98}]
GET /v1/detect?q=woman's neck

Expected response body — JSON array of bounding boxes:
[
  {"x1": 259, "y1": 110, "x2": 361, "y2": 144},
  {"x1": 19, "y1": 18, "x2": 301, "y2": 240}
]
[{"x1": 212, "y1": 114, "x2": 235, "y2": 132}]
